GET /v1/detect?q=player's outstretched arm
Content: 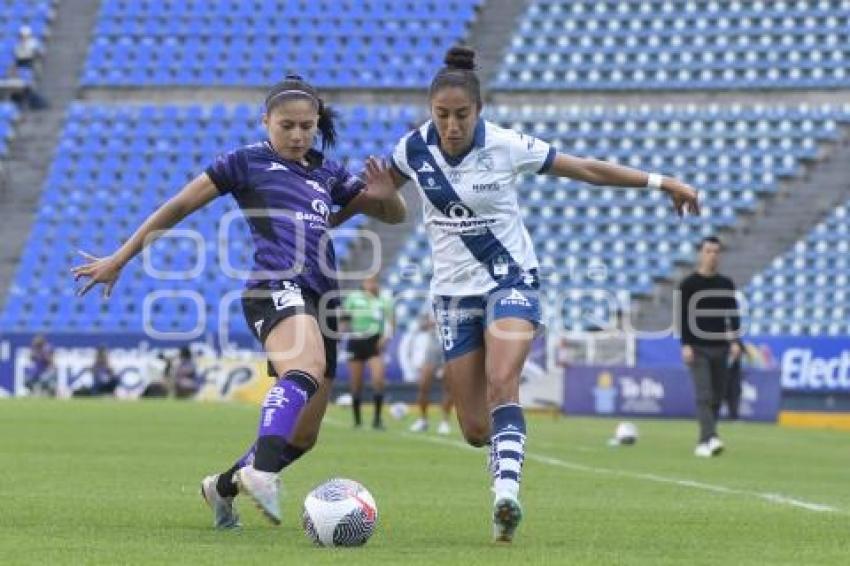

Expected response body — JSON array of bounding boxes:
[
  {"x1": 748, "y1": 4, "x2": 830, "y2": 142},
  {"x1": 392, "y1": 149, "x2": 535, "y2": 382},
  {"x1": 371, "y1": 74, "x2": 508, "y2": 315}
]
[
  {"x1": 547, "y1": 153, "x2": 700, "y2": 217},
  {"x1": 331, "y1": 157, "x2": 407, "y2": 227},
  {"x1": 71, "y1": 173, "x2": 221, "y2": 298}
]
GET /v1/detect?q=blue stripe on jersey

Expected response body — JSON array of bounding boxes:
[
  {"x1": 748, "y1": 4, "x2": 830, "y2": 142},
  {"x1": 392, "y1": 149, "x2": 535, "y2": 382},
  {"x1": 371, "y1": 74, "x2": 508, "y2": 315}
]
[
  {"x1": 405, "y1": 130, "x2": 523, "y2": 284},
  {"x1": 538, "y1": 146, "x2": 556, "y2": 174}
]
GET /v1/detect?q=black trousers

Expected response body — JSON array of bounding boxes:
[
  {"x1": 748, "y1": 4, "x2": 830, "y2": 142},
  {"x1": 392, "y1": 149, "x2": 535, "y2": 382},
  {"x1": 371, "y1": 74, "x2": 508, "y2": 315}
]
[{"x1": 688, "y1": 345, "x2": 729, "y2": 443}]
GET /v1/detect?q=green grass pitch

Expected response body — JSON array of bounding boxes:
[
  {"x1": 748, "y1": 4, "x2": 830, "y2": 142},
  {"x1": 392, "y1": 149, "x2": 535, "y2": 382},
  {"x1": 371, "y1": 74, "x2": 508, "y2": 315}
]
[{"x1": 2, "y1": 399, "x2": 848, "y2": 565}]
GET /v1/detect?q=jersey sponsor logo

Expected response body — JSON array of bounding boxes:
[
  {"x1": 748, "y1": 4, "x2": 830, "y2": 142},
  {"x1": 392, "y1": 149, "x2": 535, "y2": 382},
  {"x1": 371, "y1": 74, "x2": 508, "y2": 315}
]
[
  {"x1": 294, "y1": 199, "x2": 330, "y2": 226},
  {"x1": 267, "y1": 162, "x2": 289, "y2": 171},
  {"x1": 417, "y1": 161, "x2": 435, "y2": 173},
  {"x1": 444, "y1": 201, "x2": 474, "y2": 219},
  {"x1": 431, "y1": 218, "x2": 493, "y2": 236},
  {"x1": 434, "y1": 307, "x2": 480, "y2": 325},
  {"x1": 311, "y1": 199, "x2": 330, "y2": 220},
  {"x1": 306, "y1": 179, "x2": 327, "y2": 194},
  {"x1": 472, "y1": 182, "x2": 500, "y2": 193}
]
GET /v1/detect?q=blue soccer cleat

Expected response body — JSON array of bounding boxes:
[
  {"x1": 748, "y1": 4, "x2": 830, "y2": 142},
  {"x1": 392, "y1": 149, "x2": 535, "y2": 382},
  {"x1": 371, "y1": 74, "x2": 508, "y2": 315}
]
[{"x1": 200, "y1": 474, "x2": 241, "y2": 530}]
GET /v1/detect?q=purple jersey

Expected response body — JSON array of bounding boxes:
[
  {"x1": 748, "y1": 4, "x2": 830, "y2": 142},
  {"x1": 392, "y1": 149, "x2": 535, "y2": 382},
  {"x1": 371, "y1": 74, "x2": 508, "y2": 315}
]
[{"x1": 206, "y1": 141, "x2": 364, "y2": 299}]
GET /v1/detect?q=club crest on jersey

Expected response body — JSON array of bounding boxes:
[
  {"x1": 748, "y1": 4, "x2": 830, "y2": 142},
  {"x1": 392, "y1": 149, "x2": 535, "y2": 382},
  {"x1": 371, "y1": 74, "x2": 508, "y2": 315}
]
[
  {"x1": 424, "y1": 176, "x2": 439, "y2": 190},
  {"x1": 476, "y1": 150, "x2": 494, "y2": 171},
  {"x1": 417, "y1": 161, "x2": 435, "y2": 173}
]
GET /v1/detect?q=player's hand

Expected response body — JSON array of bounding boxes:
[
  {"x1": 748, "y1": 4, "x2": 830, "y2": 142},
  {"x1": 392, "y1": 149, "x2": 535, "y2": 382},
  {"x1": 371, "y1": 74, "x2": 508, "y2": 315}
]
[
  {"x1": 730, "y1": 341, "x2": 742, "y2": 360},
  {"x1": 681, "y1": 345, "x2": 695, "y2": 365},
  {"x1": 662, "y1": 180, "x2": 700, "y2": 217},
  {"x1": 362, "y1": 156, "x2": 397, "y2": 201},
  {"x1": 71, "y1": 250, "x2": 122, "y2": 299}
]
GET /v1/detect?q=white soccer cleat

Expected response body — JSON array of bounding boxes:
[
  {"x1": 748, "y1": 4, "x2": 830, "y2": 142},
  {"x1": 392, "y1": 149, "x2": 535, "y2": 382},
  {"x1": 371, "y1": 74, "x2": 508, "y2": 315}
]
[
  {"x1": 436, "y1": 420, "x2": 451, "y2": 436},
  {"x1": 708, "y1": 436, "x2": 725, "y2": 455},
  {"x1": 694, "y1": 443, "x2": 713, "y2": 458},
  {"x1": 200, "y1": 474, "x2": 241, "y2": 530},
  {"x1": 235, "y1": 466, "x2": 282, "y2": 525},
  {"x1": 492, "y1": 492, "x2": 523, "y2": 543},
  {"x1": 409, "y1": 418, "x2": 428, "y2": 433}
]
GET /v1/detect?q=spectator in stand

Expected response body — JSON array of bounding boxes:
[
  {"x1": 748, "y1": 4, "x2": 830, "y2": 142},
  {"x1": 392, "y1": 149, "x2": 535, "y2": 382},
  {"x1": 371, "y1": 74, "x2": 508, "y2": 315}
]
[
  {"x1": 174, "y1": 346, "x2": 202, "y2": 399},
  {"x1": 74, "y1": 346, "x2": 119, "y2": 397},
  {"x1": 25, "y1": 334, "x2": 57, "y2": 396},
  {"x1": 11, "y1": 26, "x2": 47, "y2": 109}
]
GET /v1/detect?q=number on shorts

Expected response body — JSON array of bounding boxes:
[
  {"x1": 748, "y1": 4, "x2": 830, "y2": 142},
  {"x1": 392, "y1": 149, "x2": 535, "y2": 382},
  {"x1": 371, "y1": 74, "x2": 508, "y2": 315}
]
[{"x1": 439, "y1": 324, "x2": 454, "y2": 352}]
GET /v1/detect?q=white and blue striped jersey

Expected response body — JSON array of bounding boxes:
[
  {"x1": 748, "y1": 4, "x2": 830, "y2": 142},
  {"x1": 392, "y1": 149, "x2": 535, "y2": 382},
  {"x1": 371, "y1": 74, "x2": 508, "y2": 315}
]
[{"x1": 391, "y1": 119, "x2": 555, "y2": 296}]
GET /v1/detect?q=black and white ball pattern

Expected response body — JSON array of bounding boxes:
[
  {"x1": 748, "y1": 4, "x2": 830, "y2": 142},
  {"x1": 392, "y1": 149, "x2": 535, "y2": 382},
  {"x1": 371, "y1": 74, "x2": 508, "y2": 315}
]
[{"x1": 302, "y1": 478, "x2": 378, "y2": 547}]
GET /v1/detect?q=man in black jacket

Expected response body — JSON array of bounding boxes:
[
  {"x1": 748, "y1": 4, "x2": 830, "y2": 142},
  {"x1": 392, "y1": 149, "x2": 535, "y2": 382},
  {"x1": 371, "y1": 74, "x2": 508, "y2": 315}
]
[{"x1": 678, "y1": 236, "x2": 742, "y2": 457}]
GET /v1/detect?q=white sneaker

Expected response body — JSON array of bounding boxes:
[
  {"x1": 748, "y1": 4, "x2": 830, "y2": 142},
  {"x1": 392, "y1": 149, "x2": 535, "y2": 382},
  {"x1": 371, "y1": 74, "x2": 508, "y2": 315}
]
[
  {"x1": 492, "y1": 492, "x2": 523, "y2": 542},
  {"x1": 708, "y1": 436, "x2": 725, "y2": 455},
  {"x1": 200, "y1": 474, "x2": 241, "y2": 529},
  {"x1": 694, "y1": 443, "x2": 713, "y2": 458},
  {"x1": 436, "y1": 421, "x2": 451, "y2": 436},
  {"x1": 235, "y1": 466, "x2": 282, "y2": 525},
  {"x1": 409, "y1": 418, "x2": 428, "y2": 433}
]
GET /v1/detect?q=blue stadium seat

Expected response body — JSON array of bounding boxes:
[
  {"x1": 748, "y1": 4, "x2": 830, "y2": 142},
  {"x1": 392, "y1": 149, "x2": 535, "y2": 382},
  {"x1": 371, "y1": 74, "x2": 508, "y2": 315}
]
[
  {"x1": 494, "y1": 0, "x2": 850, "y2": 91},
  {"x1": 81, "y1": 0, "x2": 483, "y2": 87}
]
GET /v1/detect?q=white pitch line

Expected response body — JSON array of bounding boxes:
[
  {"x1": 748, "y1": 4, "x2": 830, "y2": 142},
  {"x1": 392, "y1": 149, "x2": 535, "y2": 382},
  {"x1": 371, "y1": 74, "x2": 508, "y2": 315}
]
[{"x1": 325, "y1": 417, "x2": 841, "y2": 515}]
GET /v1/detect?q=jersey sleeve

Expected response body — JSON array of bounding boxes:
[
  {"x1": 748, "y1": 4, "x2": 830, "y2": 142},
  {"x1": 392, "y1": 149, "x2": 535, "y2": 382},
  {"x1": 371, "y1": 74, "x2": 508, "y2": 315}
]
[
  {"x1": 205, "y1": 148, "x2": 248, "y2": 195},
  {"x1": 389, "y1": 135, "x2": 414, "y2": 180},
  {"x1": 507, "y1": 129, "x2": 556, "y2": 175},
  {"x1": 330, "y1": 162, "x2": 365, "y2": 208}
]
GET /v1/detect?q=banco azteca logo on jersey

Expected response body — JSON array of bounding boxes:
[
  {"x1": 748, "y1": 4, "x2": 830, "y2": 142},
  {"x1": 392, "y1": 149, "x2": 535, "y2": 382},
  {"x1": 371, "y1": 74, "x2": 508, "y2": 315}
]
[
  {"x1": 444, "y1": 201, "x2": 474, "y2": 219},
  {"x1": 311, "y1": 199, "x2": 330, "y2": 220},
  {"x1": 295, "y1": 199, "x2": 329, "y2": 226}
]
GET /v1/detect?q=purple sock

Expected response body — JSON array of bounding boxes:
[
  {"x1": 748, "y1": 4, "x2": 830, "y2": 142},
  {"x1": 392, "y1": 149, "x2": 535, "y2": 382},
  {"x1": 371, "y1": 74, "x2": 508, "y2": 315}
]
[{"x1": 253, "y1": 370, "x2": 319, "y2": 472}]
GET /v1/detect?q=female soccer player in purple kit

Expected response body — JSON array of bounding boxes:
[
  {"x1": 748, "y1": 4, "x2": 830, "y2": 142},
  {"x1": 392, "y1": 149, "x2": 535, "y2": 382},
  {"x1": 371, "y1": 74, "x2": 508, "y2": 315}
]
[{"x1": 72, "y1": 75, "x2": 405, "y2": 529}]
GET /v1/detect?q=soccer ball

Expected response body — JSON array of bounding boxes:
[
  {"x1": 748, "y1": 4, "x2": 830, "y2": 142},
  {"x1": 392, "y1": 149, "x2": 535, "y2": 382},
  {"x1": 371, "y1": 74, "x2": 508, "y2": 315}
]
[
  {"x1": 389, "y1": 401, "x2": 408, "y2": 420},
  {"x1": 302, "y1": 478, "x2": 378, "y2": 547},
  {"x1": 614, "y1": 421, "x2": 638, "y2": 445}
]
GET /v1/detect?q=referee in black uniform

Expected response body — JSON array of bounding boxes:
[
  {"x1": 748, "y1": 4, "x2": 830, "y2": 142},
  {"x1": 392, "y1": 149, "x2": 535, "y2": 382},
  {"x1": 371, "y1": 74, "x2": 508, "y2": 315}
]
[{"x1": 677, "y1": 236, "x2": 742, "y2": 457}]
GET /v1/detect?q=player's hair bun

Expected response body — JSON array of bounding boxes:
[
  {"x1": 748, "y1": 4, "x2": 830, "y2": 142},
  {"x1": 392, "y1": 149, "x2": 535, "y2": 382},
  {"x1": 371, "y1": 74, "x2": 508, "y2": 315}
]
[{"x1": 444, "y1": 46, "x2": 476, "y2": 71}]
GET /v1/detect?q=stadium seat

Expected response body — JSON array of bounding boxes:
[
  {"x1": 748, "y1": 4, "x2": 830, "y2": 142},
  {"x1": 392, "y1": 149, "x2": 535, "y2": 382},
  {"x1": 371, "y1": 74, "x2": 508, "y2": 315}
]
[
  {"x1": 494, "y1": 0, "x2": 850, "y2": 91},
  {"x1": 81, "y1": 0, "x2": 483, "y2": 87}
]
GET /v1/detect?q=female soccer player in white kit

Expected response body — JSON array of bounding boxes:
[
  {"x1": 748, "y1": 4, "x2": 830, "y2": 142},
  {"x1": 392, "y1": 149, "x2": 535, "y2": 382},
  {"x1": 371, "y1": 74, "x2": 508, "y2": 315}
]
[{"x1": 343, "y1": 46, "x2": 700, "y2": 542}]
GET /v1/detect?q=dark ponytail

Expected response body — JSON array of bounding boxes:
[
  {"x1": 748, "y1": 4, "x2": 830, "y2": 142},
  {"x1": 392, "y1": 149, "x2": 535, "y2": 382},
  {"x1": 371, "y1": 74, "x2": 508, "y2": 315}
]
[
  {"x1": 429, "y1": 46, "x2": 482, "y2": 109},
  {"x1": 265, "y1": 74, "x2": 338, "y2": 150},
  {"x1": 316, "y1": 103, "x2": 338, "y2": 150}
]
